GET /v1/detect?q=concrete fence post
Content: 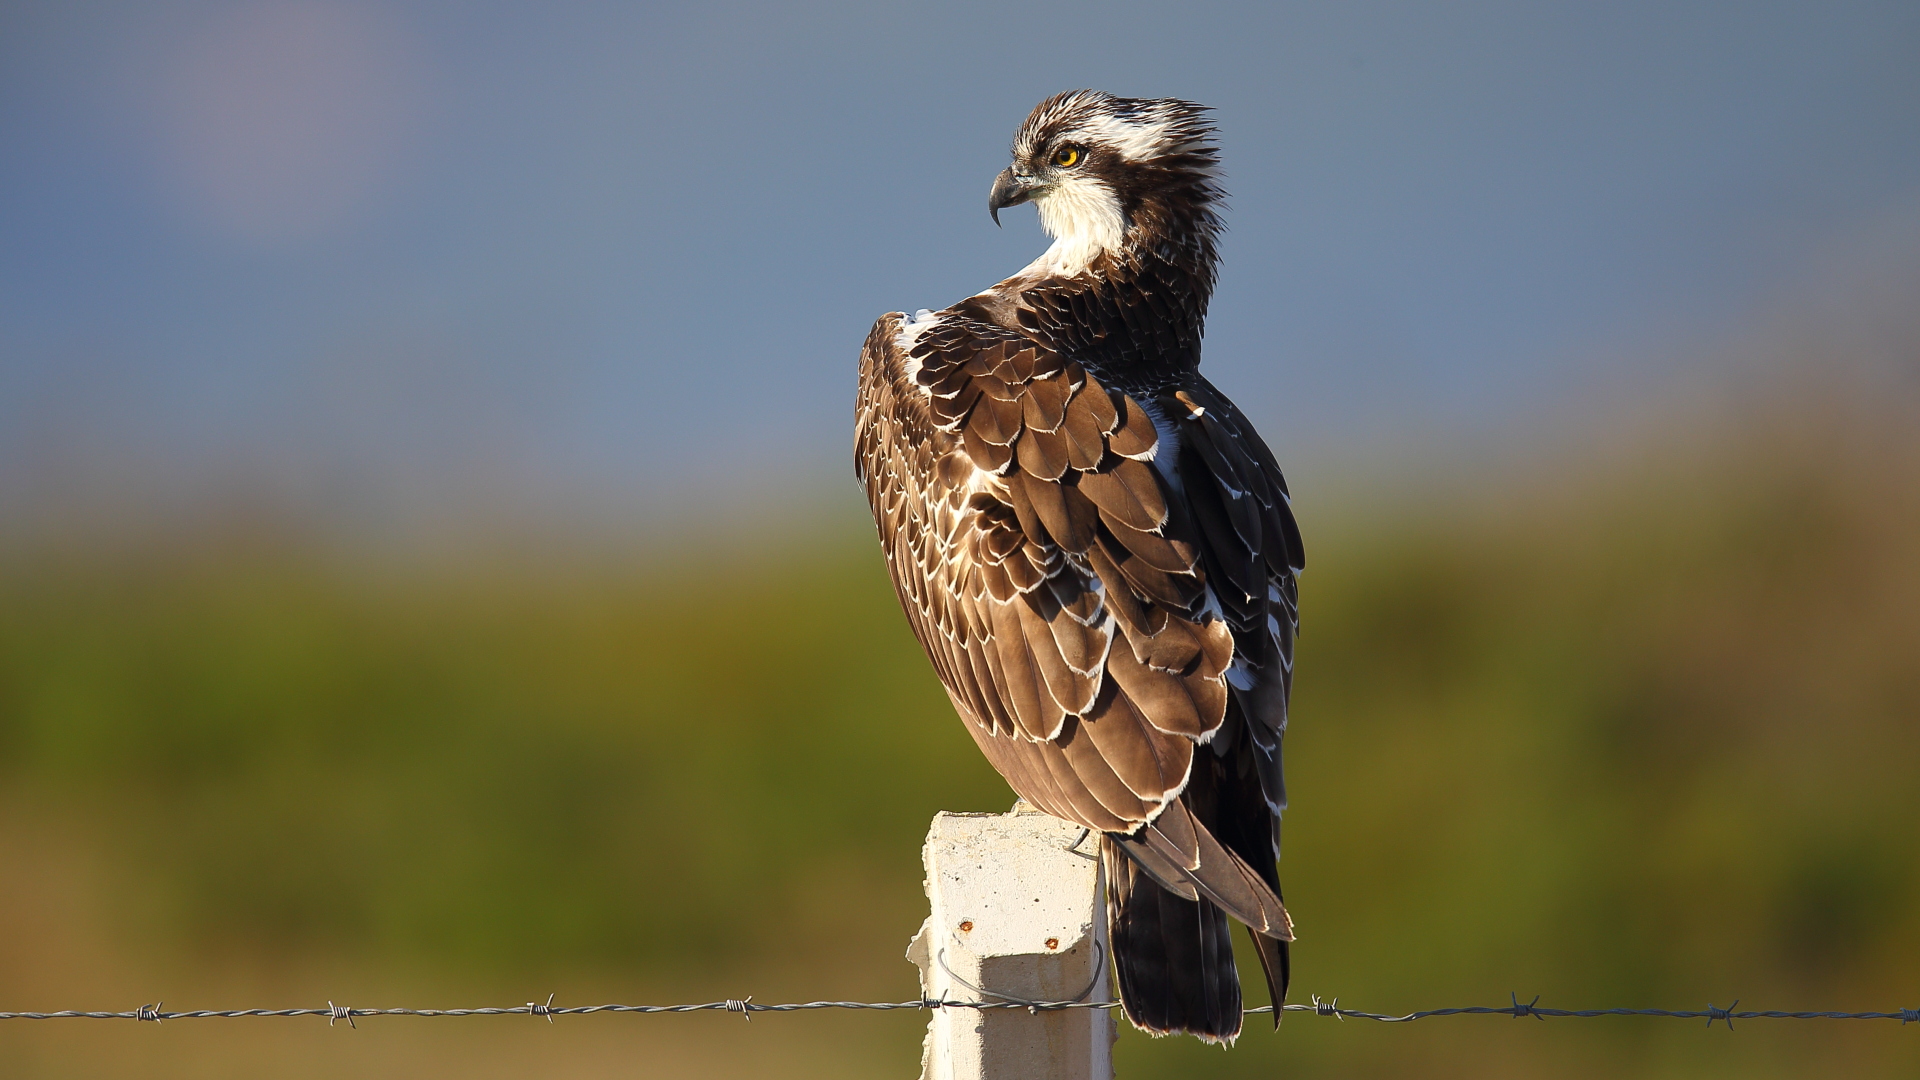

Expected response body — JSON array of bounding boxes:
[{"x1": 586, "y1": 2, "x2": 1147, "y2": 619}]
[{"x1": 906, "y1": 807, "x2": 1115, "y2": 1080}]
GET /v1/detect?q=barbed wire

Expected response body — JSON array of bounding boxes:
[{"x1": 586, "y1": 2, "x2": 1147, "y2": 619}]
[{"x1": 3, "y1": 993, "x2": 1915, "y2": 1028}]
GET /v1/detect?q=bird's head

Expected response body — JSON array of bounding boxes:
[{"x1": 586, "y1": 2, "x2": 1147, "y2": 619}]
[{"x1": 988, "y1": 90, "x2": 1221, "y2": 275}]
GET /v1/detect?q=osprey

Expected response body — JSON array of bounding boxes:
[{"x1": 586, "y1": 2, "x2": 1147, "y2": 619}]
[{"x1": 854, "y1": 90, "x2": 1303, "y2": 1042}]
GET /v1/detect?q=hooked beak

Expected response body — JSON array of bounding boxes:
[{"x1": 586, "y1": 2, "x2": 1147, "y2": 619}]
[{"x1": 988, "y1": 166, "x2": 1038, "y2": 226}]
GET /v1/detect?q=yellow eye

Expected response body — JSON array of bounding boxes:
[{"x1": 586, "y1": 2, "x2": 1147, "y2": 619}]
[{"x1": 1053, "y1": 146, "x2": 1080, "y2": 168}]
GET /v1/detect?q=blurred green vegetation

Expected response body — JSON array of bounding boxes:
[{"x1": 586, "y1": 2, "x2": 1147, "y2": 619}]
[
  {"x1": 1, "y1": 405, "x2": 1917, "y2": 1078},
  {"x1": 0, "y1": 533, "x2": 1000, "y2": 981}
]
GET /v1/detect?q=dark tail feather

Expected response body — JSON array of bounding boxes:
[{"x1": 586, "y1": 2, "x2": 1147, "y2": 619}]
[
  {"x1": 1247, "y1": 927, "x2": 1290, "y2": 1029},
  {"x1": 1105, "y1": 837, "x2": 1243, "y2": 1043}
]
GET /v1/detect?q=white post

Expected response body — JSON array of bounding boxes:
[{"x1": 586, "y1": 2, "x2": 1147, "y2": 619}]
[{"x1": 906, "y1": 807, "x2": 1115, "y2": 1080}]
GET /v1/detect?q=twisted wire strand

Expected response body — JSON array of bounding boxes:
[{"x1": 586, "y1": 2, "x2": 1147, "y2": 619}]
[{"x1": 3, "y1": 998, "x2": 1916, "y2": 1025}]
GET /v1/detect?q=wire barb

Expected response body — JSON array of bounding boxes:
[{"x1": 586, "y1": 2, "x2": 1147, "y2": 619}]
[
  {"x1": 724, "y1": 997, "x2": 754, "y2": 1021},
  {"x1": 1511, "y1": 992, "x2": 1544, "y2": 1021},
  {"x1": 528, "y1": 993, "x2": 555, "y2": 1023},
  {"x1": 327, "y1": 1002, "x2": 355, "y2": 1029},
  {"x1": 1705, "y1": 1000, "x2": 1738, "y2": 1030},
  {"x1": 134, "y1": 1002, "x2": 163, "y2": 1023}
]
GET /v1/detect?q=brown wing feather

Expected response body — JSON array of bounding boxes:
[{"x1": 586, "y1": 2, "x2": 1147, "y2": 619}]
[{"x1": 856, "y1": 308, "x2": 1299, "y2": 934}]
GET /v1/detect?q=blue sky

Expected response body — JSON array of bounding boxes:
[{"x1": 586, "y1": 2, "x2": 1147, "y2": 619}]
[{"x1": 4, "y1": 1, "x2": 1918, "y2": 531}]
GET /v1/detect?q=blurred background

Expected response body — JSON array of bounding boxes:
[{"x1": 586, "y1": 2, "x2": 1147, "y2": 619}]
[{"x1": 3, "y1": 1, "x2": 1919, "y2": 1076}]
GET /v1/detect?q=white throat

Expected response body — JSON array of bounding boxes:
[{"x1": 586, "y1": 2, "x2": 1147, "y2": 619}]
[{"x1": 1025, "y1": 178, "x2": 1126, "y2": 278}]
